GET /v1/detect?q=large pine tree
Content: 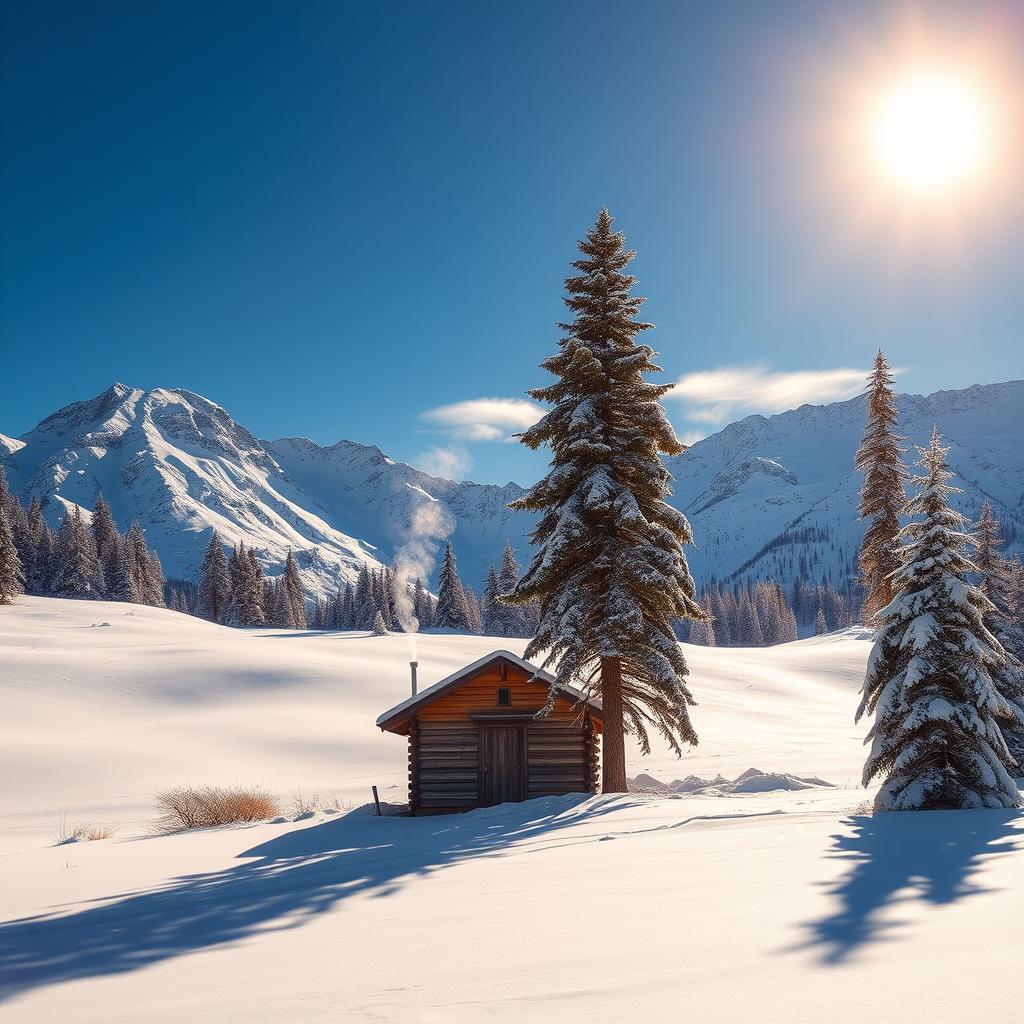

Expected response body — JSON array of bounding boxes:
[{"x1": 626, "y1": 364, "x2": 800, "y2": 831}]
[
  {"x1": 855, "y1": 350, "x2": 906, "y2": 624},
  {"x1": 0, "y1": 505, "x2": 25, "y2": 604},
  {"x1": 198, "y1": 530, "x2": 230, "y2": 622},
  {"x1": 281, "y1": 548, "x2": 308, "y2": 629},
  {"x1": 433, "y1": 541, "x2": 471, "y2": 631},
  {"x1": 506, "y1": 209, "x2": 703, "y2": 792},
  {"x1": 856, "y1": 432, "x2": 1020, "y2": 810}
]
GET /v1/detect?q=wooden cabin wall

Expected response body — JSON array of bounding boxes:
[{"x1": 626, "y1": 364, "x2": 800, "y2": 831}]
[{"x1": 413, "y1": 720, "x2": 480, "y2": 811}]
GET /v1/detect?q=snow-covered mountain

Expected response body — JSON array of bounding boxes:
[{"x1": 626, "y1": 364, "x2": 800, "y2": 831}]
[
  {"x1": 0, "y1": 384, "x2": 532, "y2": 597},
  {"x1": 672, "y1": 379, "x2": 1024, "y2": 590},
  {"x1": 3, "y1": 379, "x2": 1023, "y2": 599}
]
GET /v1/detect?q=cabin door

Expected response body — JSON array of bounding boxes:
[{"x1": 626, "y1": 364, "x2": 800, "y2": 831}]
[{"x1": 479, "y1": 726, "x2": 526, "y2": 806}]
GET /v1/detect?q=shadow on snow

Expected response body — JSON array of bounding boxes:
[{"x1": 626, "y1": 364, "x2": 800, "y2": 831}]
[
  {"x1": 0, "y1": 795, "x2": 624, "y2": 1004},
  {"x1": 796, "y1": 808, "x2": 1024, "y2": 964}
]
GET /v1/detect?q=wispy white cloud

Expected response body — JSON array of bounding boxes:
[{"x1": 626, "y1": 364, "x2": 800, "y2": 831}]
[
  {"x1": 420, "y1": 397, "x2": 544, "y2": 443},
  {"x1": 412, "y1": 445, "x2": 474, "y2": 480},
  {"x1": 669, "y1": 364, "x2": 873, "y2": 424}
]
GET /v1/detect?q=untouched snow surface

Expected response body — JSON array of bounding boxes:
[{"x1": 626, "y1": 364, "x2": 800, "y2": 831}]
[{"x1": 2, "y1": 597, "x2": 1023, "y2": 1023}]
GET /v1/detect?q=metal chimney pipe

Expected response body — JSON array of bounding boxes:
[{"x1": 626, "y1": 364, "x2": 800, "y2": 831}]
[{"x1": 410, "y1": 661, "x2": 418, "y2": 696}]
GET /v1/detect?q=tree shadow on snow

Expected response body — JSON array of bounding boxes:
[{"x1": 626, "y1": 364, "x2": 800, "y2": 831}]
[
  {"x1": 796, "y1": 808, "x2": 1024, "y2": 964},
  {"x1": 0, "y1": 795, "x2": 626, "y2": 1004}
]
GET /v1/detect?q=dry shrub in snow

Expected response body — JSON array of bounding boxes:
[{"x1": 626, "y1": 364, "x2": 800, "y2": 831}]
[
  {"x1": 52, "y1": 813, "x2": 117, "y2": 845},
  {"x1": 152, "y1": 784, "x2": 280, "y2": 833},
  {"x1": 287, "y1": 790, "x2": 351, "y2": 817}
]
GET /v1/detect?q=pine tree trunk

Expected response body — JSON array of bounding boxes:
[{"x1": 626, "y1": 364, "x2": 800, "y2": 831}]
[{"x1": 600, "y1": 655, "x2": 628, "y2": 793}]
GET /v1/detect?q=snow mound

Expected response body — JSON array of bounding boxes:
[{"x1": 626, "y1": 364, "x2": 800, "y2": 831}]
[{"x1": 630, "y1": 768, "x2": 835, "y2": 795}]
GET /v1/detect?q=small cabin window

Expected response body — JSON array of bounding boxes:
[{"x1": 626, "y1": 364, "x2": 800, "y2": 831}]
[{"x1": 497, "y1": 687, "x2": 511, "y2": 706}]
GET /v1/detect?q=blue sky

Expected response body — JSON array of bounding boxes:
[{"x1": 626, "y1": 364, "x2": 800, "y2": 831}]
[{"x1": 3, "y1": 1, "x2": 1023, "y2": 484}]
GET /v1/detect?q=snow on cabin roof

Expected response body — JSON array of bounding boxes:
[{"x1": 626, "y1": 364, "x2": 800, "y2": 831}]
[{"x1": 375, "y1": 649, "x2": 601, "y2": 730}]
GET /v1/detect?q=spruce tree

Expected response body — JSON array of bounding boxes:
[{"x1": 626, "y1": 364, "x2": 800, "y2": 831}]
[
  {"x1": 505, "y1": 209, "x2": 703, "y2": 792},
  {"x1": 281, "y1": 549, "x2": 307, "y2": 629},
  {"x1": 372, "y1": 609, "x2": 389, "y2": 635},
  {"x1": 53, "y1": 507, "x2": 101, "y2": 597},
  {"x1": 22, "y1": 498, "x2": 45, "y2": 593},
  {"x1": 855, "y1": 350, "x2": 906, "y2": 624},
  {"x1": 0, "y1": 506, "x2": 25, "y2": 604},
  {"x1": 464, "y1": 584, "x2": 483, "y2": 634},
  {"x1": 198, "y1": 530, "x2": 230, "y2": 622},
  {"x1": 973, "y1": 501, "x2": 1024, "y2": 766},
  {"x1": 481, "y1": 564, "x2": 500, "y2": 634},
  {"x1": 434, "y1": 541, "x2": 471, "y2": 630},
  {"x1": 856, "y1": 431, "x2": 1020, "y2": 810},
  {"x1": 105, "y1": 539, "x2": 140, "y2": 601},
  {"x1": 492, "y1": 543, "x2": 528, "y2": 637},
  {"x1": 815, "y1": 607, "x2": 828, "y2": 635},
  {"x1": 90, "y1": 495, "x2": 119, "y2": 563}
]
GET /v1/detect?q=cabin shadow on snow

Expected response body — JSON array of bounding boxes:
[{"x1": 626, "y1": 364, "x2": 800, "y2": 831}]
[
  {"x1": 797, "y1": 808, "x2": 1024, "y2": 964},
  {"x1": 0, "y1": 795, "x2": 624, "y2": 1004}
]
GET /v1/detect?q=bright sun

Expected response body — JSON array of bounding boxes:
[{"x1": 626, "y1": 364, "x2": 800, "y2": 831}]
[{"x1": 867, "y1": 69, "x2": 996, "y2": 198}]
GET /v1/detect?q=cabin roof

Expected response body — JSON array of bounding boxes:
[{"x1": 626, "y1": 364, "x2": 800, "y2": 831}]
[{"x1": 375, "y1": 649, "x2": 602, "y2": 732}]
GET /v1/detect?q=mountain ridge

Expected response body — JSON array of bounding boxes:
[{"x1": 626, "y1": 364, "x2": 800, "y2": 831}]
[{"x1": 3, "y1": 378, "x2": 1023, "y2": 599}]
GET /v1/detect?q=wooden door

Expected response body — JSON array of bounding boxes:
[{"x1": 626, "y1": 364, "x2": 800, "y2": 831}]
[{"x1": 479, "y1": 726, "x2": 526, "y2": 806}]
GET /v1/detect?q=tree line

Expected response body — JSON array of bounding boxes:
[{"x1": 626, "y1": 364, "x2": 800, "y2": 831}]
[
  {"x1": 0, "y1": 472, "x2": 165, "y2": 607},
  {"x1": 184, "y1": 531, "x2": 539, "y2": 637},
  {"x1": 685, "y1": 579, "x2": 858, "y2": 647}
]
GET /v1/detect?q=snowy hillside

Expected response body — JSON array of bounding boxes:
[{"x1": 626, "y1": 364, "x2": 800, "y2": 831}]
[
  {"x1": 3, "y1": 379, "x2": 1023, "y2": 597},
  {"x1": 0, "y1": 384, "x2": 385, "y2": 596},
  {"x1": 674, "y1": 379, "x2": 1024, "y2": 590},
  {"x1": 267, "y1": 436, "x2": 532, "y2": 591},
  {"x1": 2, "y1": 596, "x2": 1023, "y2": 1024}
]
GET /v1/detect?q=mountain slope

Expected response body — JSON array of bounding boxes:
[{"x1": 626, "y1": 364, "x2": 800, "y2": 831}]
[
  {"x1": 671, "y1": 379, "x2": 1024, "y2": 590},
  {"x1": 266, "y1": 436, "x2": 531, "y2": 591},
  {"x1": 3, "y1": 379, "x2": 1023, "y2": 598},
  {"x1": 0, "y1": 384, "x2": 384, "y2": 595}
]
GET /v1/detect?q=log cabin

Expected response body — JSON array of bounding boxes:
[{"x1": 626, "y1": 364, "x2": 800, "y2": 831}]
[{"x1": 376, "y1": 651, "x2": 603, "y2": 814}]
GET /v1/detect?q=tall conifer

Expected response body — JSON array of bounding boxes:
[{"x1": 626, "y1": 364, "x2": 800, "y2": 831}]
[
  {"x1": 506, "y1": 209, "x2": 703, "y2": 792},
  {"x1": 857, "y1": 431, "x2": 1020, "y2": 809},
  {"x1": 434, "y1": 541, "x2": 471, "y2": 631},
  {"x1": 855, "y1": 351, "x2": 906, "y2": 623},
  {"x1": 0, "y1": 506, "x2": 24, "y2": 604}
]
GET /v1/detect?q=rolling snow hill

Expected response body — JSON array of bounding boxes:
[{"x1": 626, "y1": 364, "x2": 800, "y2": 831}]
[
  {"x1": 2, "y1": 596, "x2": 1023, "y2": 1024},
  {"x1": 3, "y1": 379, "x2": 1023, "y2": 597}
]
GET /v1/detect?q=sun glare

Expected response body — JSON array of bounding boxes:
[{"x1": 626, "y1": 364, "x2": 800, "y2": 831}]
[{"x1": 867, "y1": 69, "x2": 996, "y2": 198}]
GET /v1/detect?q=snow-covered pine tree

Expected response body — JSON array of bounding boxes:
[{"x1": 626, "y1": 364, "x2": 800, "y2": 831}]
[
  {"x1": 464, "y1": 584, "x2": 483, "y2": 634},
  {"x1": 855, "y1": 350, "x2": 906, "y2": 624},
  {"x1": 106, "y1": 538, "x2": 140, "y2": 602},
  {"x1": 20, "y1": 498, "x2": 45, "y2": 594},
  {"x1": 244, "y1": 547, "x2": 266, "y2": 626},
  {"x1": 90, "y1": 495, "x2": 118, "y2": 562},
  {"x1": 815, "y1": 607, "x2": 827, "y2": 635},
  {"x1": 372, "y1": 609, "x2": 388, "y2": 636},
  {"x1": 342, "y1": 581, "x2": 357, "y2": 629},
  {"x1": 505, "y1": 209, "x2": 703, "y2": 792},
  {"x1": 491, "y1": 543, "x2": 529, "y2": 637},
  {"x1": 973, "y1": 500, "x2": 1024, "y2": 766},
  {"x1": 856, "y1": 430, "x2": 1020, "y2": 810},
  {"x1": 688, "y1": 610, "x2": 715, "y2": 647},
  {"x1": 145, "y1": 550, "x2": 166, "y2": 607},
  {"x1": 481, "y1": 564, "x2": 500, "y2": 634},
  {"x1": 281, "y1": 548, "x2": 307, "y2": 629},
  {"x1": 124, "y1": 522, "x2": 150, "y2": 601},
  {"x1": 434, "y1": 541, "x2": 471, "y2": 631},
  {"x1": 198, "y1": 530, "x2": 230, "y2": 622},
  {"x1": 53, "y1": 507, "x2": 102, "y2": 597},
  {"x1": 0, "y1": 505, "x2": 25, "y2": 604}
]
